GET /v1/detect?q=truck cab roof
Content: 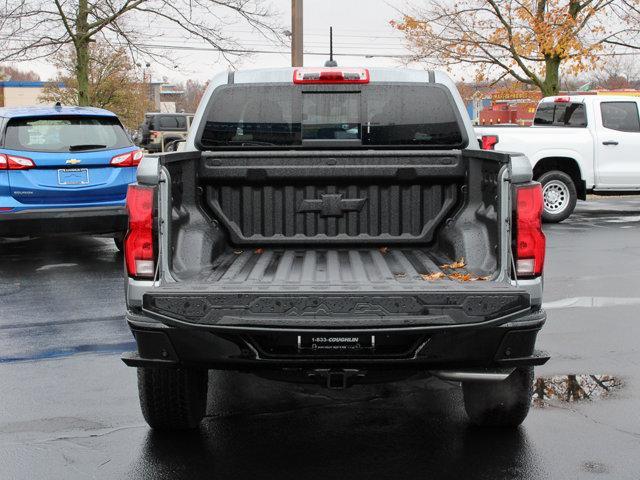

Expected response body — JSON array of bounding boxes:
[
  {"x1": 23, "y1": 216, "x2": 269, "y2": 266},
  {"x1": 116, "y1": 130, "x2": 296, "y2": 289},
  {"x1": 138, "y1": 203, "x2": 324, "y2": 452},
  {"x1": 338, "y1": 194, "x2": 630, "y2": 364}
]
[
  {"x1": 540, "y1": 94, "x2": 640, "y2": 104},
  {"x1": 225, "y1": 66, "x2": 439, "y2": 84}
]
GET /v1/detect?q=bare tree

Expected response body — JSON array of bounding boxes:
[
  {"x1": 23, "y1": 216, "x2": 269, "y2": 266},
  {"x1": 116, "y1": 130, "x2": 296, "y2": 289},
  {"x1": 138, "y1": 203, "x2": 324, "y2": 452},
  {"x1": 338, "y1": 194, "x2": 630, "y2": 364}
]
[
  {"x1": 607, "y1": 0, "x2": 640, "y2": 50},
  {"x1": 0, "y1": 1, "x2": 280, "y2": 105},
  {"x1": 0, "y1": 65, "x2": 41, "y2": 81},
  {"x1": 588, "y1": 55, "x2": 640, "y2": 89},
  {"x1": 392, "y1": 0, "x2": 640, "y2": 96},
  {"x1": 175, "y1": 79, "x2": 209, "y2": 113},
  {"x1": 40, "y1": 43, "x2": 153, "y2": 128}
]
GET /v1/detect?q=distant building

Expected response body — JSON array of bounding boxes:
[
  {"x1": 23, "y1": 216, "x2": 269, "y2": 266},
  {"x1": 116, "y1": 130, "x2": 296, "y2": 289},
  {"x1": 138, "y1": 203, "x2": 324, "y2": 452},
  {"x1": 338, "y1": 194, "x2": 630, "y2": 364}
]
[
  {"x1": 466, "y1": 92, "x2": 492, "y2": 124},
  {"x1": 478, "y1": 90, "x2": 542, "y2": 126},
  {"x1": 147, "y1": 82, "x2": 186, "y2": 113},
  {"x1": 0, "y1": 81, "x2": 64, "y2": 107}
]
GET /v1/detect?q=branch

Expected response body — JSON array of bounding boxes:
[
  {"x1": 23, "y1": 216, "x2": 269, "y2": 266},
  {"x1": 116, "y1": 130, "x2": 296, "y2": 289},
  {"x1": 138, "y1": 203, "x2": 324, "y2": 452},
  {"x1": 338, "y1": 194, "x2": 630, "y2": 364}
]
[{"x1": 53, "y1": 0, "x2": 76, "y2": 41}]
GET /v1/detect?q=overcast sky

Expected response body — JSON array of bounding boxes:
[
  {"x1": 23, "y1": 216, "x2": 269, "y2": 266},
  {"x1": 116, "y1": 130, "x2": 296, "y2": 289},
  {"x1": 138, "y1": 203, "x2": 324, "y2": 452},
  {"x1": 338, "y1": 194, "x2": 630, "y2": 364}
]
[{"x1": 21, "y1": 0, "x2": 415, "y2": 84}]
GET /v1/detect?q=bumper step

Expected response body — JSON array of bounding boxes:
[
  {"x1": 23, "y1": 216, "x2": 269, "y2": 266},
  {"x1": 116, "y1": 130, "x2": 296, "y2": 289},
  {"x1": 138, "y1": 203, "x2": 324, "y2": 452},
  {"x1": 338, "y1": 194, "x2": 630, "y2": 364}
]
[{"x1": 141, "y1": 288, "x2": 531, "y2": 329}]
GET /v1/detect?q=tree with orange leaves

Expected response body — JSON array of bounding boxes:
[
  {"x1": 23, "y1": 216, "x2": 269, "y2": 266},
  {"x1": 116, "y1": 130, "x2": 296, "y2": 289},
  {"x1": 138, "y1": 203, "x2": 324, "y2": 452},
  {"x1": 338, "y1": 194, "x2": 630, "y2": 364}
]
[{"x1": 392, "y1": 0, "x2": 639, "y2": 96}]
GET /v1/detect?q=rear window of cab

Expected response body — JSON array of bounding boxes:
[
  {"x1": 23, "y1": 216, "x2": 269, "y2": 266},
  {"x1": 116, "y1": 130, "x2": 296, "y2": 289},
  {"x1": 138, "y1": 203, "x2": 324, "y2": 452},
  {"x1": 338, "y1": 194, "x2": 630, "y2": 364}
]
[
  {"x1": 533, "y1": 102, "x2": 587, "y2": 127},
  {"x1": 197, "y1": 83, "x2": 466, "y2": 149},
  {"x1": 3, "y1": 115, "x2": 132, "y2": 152}
]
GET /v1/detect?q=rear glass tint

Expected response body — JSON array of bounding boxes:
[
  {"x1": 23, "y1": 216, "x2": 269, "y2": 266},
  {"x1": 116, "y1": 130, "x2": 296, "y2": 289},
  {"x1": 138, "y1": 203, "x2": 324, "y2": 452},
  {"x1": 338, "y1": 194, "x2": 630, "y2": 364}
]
[
  {"x1": 4, "y1": 116, "x2": 132, "y2": 152},
  {"x1": 601, "y1": 102, "x2": 640, "y2": 132},
  {"x1": 302, "y1": 92, "x2": 360, "y2": 140},
  {"x1": 157, "y1": 115, "x2": 187, "y2": 130},
  {"x1": 534, "y1": 103, "x2": 587, "y2": 127},
  {"x1": 198, "y1": 83, "x2": 464, "y2": 148}
]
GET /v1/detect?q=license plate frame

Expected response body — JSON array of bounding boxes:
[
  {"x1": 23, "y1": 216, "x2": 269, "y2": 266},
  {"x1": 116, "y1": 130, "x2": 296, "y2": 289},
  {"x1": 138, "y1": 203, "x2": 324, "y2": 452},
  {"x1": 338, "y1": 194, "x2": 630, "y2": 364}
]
[
  {"x1": 57, "y1": 168, "x2": 89, "y2": 185},
  {"x1": 297, "y1": 333, "x2": 375, "y2": 354}
]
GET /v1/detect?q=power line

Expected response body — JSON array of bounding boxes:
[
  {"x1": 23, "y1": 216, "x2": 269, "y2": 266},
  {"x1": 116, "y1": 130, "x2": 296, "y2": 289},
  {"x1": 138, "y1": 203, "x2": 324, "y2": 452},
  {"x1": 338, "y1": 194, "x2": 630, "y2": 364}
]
[
  {"x1": 1, "y1": 36, "x2": 413, "y2": 59},
  {"x1": 134, "y1": 42, "x2": 413, "y2": 59}
]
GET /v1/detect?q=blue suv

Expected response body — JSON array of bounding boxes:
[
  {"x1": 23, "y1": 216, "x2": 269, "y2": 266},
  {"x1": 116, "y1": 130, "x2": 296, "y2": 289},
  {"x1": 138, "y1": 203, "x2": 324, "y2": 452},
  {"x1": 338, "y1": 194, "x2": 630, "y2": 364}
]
[{"x1": 0, "y1": 106, "x2": 141, "y2": 248}]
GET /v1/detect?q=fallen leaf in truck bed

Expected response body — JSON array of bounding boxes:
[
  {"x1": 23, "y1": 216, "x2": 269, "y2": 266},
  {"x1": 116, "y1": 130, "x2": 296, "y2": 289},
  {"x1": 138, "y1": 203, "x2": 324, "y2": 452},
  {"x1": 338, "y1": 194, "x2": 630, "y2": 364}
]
[
  {"x1": 440, "y1": 258, "x2": 465, "y2": 269},
  {"x1": 421, "y1": 272, "x2": 446, "y2": 281},
  {"x1": 379, "y1": 247, "x2": 389, "y2": 254},
  {"x1": 254, "y1": 248, "x2": 264, "y2": 254},
  {"x1": 448, "y1": 272, "x2": 473, "y2": 281},
  {"x1": 234, "y1": 250, "x2": 243, "y2": 255},
  {"x1": 421, "y1": 268, "x2": 488, "y2": 282}
]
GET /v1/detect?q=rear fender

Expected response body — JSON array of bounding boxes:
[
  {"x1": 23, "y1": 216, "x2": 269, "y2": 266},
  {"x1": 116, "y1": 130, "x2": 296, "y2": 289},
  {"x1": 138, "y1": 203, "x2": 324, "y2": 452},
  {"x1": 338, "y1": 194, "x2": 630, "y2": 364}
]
[{"x1": 530, "y1": 150, "x2": 590, "y2": 187}]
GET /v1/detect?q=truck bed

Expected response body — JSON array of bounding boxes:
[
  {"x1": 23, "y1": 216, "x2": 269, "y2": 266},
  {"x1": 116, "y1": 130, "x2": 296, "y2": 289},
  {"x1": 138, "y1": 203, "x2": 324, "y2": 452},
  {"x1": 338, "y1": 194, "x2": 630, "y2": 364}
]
[
  {"x1": 164, "y1": 150, "x2": 507, "y2": 283},
  {"x1": 203, "y1": 247, "x2": 480, "y2": 291}
]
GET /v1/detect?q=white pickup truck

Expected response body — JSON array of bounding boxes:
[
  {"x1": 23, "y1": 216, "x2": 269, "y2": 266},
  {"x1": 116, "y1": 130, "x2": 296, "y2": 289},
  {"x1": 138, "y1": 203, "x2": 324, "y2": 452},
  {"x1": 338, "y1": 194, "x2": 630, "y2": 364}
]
[{"x1": 476, "y1": 95, "x2": 640, "y2": 222}]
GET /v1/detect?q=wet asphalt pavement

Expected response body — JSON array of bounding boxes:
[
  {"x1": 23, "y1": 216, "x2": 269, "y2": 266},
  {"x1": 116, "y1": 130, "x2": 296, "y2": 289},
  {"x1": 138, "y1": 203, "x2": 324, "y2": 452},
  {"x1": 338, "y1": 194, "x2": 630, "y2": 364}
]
[{"x1": 2, "y1": 197, "x2": 640, "y2": 479}]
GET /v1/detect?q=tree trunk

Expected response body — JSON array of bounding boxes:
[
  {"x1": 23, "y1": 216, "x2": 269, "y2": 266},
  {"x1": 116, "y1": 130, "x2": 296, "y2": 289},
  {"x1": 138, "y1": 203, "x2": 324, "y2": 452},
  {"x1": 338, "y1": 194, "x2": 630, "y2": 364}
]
[
  {"x1": 75, "y1": 0, "x2": 90, "y2": 106},
  {"x1": 534, "y1": 377, "x2": 546, "y2": 401},
  {"x1": 566, "y1": 374, "x2": 587, "y2": 401},
  {"x1": 75, "y1": 39, "x2": 90, "y2": 106},
  {"x1": 541, "y1": 55, "x2": 561, "y2": 97}
]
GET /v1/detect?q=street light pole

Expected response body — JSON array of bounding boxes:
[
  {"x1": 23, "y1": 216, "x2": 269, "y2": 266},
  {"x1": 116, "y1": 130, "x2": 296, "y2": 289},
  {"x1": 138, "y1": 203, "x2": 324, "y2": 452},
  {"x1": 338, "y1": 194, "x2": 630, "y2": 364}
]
[{"x1": 291, "y1": 0, "x2": 303, "y2": 67}]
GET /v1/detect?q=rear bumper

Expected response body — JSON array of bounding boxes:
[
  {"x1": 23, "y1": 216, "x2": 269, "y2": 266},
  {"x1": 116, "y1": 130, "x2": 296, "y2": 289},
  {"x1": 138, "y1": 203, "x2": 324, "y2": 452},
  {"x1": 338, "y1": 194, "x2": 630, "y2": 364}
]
[
  {"x1": 123, "y1": 308, "x2": 548, "y2": 376},
  {"x1": 0, "y1": 206, "x2": 127, "y2": 237}
]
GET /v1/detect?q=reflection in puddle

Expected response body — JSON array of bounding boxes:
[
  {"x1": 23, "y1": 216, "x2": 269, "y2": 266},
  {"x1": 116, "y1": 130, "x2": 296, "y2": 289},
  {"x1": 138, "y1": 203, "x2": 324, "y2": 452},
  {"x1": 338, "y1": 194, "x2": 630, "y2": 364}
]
[
  {"x1": 533, "y1": 375, "x2": 622, "y2": 406},
  {"x1": 544, "y1": 296, "x2": 640, "y2": 310}
]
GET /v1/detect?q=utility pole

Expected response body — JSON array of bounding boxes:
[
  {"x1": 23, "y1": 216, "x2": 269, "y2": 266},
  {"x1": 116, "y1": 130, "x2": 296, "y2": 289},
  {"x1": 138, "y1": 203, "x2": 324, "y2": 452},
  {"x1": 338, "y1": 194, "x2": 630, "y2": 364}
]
[{"x1": 291, "y1": 0, "x2": 303, "y2": 67}]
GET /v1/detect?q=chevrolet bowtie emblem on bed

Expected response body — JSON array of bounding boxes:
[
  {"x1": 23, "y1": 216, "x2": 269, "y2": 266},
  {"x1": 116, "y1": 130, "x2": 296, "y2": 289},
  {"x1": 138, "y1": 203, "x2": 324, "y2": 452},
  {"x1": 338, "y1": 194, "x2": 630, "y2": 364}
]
[
  {"x1": 297, "y1": 194, "x2": 367, "y2": 217},
  {"x1": 65, "y1": 158, "x2": 81, "y2": 165}
]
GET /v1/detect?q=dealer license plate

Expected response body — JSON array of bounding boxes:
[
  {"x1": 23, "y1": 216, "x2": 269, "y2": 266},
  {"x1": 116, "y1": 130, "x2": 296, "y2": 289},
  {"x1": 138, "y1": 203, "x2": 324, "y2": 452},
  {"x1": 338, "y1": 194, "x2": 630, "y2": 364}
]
[
  {"x1": 58, "y1": 168, "x2": 89, "y2": 185},
  {"x1": 298, "y1": 334, "x2": 375, "y2": 353}
]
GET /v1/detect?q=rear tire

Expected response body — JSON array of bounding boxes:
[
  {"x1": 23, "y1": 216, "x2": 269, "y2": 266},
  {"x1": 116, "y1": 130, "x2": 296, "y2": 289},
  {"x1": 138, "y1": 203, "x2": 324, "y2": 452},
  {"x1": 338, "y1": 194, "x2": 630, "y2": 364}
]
[
  {"x1": 137, "y1": 367, "x2": 208, "y2": 430},
  {"x1": 538, "y1": 170, "x2": 577, "y2": 223},
  {"x1": 462, "y1": 367, "x2": 534, "y2": 428},
  {"x1": 163, "y1": 138, "x2": 179, "y2": 152}
]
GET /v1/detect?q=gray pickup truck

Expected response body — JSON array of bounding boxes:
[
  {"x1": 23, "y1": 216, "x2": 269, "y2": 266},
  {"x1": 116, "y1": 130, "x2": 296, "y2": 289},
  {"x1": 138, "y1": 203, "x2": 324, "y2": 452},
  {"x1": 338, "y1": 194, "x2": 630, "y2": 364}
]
[{"x1": 121, "y1": 67, "x2": 548, "y2": 431}]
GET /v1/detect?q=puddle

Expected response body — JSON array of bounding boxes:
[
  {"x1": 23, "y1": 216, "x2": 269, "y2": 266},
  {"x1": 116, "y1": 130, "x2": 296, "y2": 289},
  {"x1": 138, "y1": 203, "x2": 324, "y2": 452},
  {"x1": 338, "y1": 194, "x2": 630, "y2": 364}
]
[
  {"x1": 533, "y1": 374, "x2": 623, "y2": 406},
  {"x1": 0, "y1": 341, "x2": 137, "y2": 364},
  {"x1": 543, "y1": 297, "x2": 640, "y2": 310},
  {"x1": 36, "y1": 263, "x2": 78, "y2": 272}
]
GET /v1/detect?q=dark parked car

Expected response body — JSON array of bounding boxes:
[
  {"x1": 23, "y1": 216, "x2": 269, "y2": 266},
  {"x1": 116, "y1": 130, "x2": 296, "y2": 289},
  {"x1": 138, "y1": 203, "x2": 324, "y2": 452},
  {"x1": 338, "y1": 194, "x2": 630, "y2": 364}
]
[
  {"x1": 122, "y1": 67, "x2": 548, "y2": 431},
  {"x1": 138, "y1": 112, "x2": 193, "y2": 153}
]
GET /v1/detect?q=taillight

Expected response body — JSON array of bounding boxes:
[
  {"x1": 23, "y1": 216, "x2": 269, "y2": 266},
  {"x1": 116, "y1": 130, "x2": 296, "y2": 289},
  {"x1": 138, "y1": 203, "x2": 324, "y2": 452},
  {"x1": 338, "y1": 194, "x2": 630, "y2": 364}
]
[
  {"x1": 124, "y1": 184, "x2": 156, "y2": 278},
  {"x1": 515, "y1": 183, "x2": 545, "y2": 278},
  {"x1": 0, "y1": 153, "x2": 35, "y2": 170},
  {"x1": 481, "y1": 135, "x2": 499, "y2": 150},
  {"x1": 111, "y1": 149, "x2": 143, "y2": 167},
  {"x1": 293, "y1": 67, "x2": 370, "y2": 84},
  {"x1": 132, "y1": 150, "x2": 143, "y2": 166}
]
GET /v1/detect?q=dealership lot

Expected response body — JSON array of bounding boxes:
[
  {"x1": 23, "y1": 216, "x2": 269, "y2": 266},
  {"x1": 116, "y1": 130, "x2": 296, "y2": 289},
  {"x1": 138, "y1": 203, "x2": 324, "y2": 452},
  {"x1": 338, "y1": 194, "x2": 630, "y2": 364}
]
[{"x1": 1, "y1": 196, "x2": 640, "y2": 480}]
